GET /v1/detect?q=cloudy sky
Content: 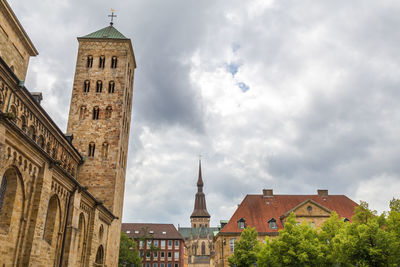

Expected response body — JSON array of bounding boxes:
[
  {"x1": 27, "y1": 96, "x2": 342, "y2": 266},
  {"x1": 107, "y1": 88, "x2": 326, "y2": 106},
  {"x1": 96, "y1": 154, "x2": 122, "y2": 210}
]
[{"x1": 8, "y1": 0, "x2": 400, "y2": 227}]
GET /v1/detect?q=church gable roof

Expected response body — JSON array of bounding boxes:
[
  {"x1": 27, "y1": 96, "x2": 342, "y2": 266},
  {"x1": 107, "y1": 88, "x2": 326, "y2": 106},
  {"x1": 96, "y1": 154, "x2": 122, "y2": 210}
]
[{"x1": 80, "y1": 25, "x2": 128, "y2": 40}]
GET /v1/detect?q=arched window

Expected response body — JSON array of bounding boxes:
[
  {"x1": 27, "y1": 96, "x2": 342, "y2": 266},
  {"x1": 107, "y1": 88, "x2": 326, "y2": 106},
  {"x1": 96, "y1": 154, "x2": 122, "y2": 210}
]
[
  {"x1": 79, "y1": 106, "x2": 86, "y2": 120},
  {"x1": 77, "y1": 213, "x2": 86, "y2": 265},
  {"x1": 201, "y1": 242, "x2": 206, "y2": 255},
  {"x1": 99, "y1": 224, "x2": 104, "y2": 241},
  {"x1": 0, "y1": 175, "x2": 7, "y2": 215},
  {"x1": 87, "y1": 55, "x2": 93, "y2": 68},
  {"x1": 102, "y1": 142, "x2": 109, "y2": 159},
  {"x1": 96, "y1": 80, "x2": 103, "y2": 93},
  {"x1": 99, "y1": 55, "x2": 105, "y2": 68},
  {"x1": 43, "y1": 195, "x2": 60, "y2": 244},
  {"x1": 192, "y1": 245, "x2": 196, "y2": 255},
  {"x1": 21, "y1": 115, "x2": 27, "y2": 132},
  {"x1": 111, "y1": 56, "x2": 118, "y2": 68},
  {"x1": 95, "y1": 245, "x2": 104, "y2": 265},
  {"x1": 92, "y1": 107, "x2": 99, "y2": 120},
  {"x1": 105, "y1": 106, "x2": 112, "y2": 119},
  {"x1": 108, "y1": 81, "x2": 115, "y2": 93},
  {"x1": 10, "y1": 105, "x2": 17, "y2": 118},
  {"x1": 37, "y1": 135, "x2": 45, "y2": 149},
  {"x1": 88, "y1": 142, "x2": 95, "y2": 157},
  {"x1": 0, "y1": 168, "x2": 23, "y2": 236},
  {"x1": 28, "y1": 125, "x2": 36, "y2": 141},
  {"x1": 83, "y1": 80, "x2": 90, "y2": 93}
]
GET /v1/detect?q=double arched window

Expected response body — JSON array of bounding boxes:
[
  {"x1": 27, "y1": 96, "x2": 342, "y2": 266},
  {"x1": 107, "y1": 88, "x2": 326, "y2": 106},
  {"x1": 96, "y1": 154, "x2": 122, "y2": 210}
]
[
  {"x1": 87, "y1": 55, "x2": 93, "y2": 68},
  {"x1": 83, "y1": 80, "x2": 90, "y2": 93},
  {"x1": 105, "y1": 106, "x2": 112, "y2": 119},
  {"x1": 88, "y1": 142, "x2": 96, "y2": 157},
  {"x1": 92, "y1": 107, "x2": 99, "y2": 120},
  {"x1": 108, "y1": 81, "x2": 115, "y2": 93},
  {"x1": 96, "y1": 80, "x2": 103, "y2": 93},
  {"x1": 111, "y1": 56, "x2": 118, "y2": 68},
  {"x1": 99, "y1": 56, "x2": 105, "y2": 68}
]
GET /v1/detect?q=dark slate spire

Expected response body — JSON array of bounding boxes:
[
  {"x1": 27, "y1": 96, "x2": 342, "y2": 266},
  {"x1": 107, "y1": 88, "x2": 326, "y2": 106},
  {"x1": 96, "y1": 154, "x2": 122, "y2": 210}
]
[{"x1": 191, "y1": 160, "x2": 210, "y2": 218}]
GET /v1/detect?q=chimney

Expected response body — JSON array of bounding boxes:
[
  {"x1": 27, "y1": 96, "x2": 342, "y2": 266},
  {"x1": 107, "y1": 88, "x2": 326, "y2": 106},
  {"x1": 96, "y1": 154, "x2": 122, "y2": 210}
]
[
  {"x1": 263, "y1": 189, "x2": 273, "y2": 198},
  {"x1": 31, "y1": 92, "x2": 43, "y2": 105},
  {"x1": 317, "y1": 189, "x2": 328, "y2": 197}
]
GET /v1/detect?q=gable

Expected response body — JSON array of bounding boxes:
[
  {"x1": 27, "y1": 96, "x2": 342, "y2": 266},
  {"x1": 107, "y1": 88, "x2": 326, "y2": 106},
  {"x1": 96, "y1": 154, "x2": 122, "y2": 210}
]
[{"x1": 284, "y1": 199, "x2": 331, "y2": 218}]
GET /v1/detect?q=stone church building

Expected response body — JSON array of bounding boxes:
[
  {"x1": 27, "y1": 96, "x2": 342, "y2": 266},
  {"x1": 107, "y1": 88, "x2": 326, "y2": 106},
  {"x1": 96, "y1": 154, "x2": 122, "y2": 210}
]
[
  {"x1": 0, "y1": 0, "x2": 135, "y2": 265},
  {"x1": 179, "y1": 162, "x2": 218, "y2": 267}
]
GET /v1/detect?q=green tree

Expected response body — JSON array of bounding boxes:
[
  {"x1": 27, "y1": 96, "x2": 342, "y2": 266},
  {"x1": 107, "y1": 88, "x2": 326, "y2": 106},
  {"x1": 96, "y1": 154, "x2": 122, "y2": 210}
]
[
  {"x1": 119, "y1": 232, "x2": 142, "y2": 267},
  {"x1": 228, "y1": 227, "x2": 261, "y2": 267},
  {"x1": 258, "y1": 213, "x2": 326, "y2": 267},
  {"x1": 331, "y1": 200, "x2": 400, "y2": 266},
  {"x1": 318, "y1": 212, "x2": 345, "y2": 265}
]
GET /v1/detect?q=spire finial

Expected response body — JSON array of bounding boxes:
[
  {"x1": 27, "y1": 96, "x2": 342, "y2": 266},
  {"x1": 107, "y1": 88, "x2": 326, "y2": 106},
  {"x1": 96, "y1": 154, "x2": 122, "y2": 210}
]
[{"x1": 108, "y1": 8, "x2": 117, "y2": 26}]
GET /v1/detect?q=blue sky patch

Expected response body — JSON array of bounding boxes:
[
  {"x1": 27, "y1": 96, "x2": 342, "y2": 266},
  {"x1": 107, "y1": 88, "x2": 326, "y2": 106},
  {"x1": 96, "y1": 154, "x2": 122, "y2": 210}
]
[
  {"x1": 226, "y1": 63, "x2": 240, "y2": 76},
  {"x1": 237, "y1": 82, "x2": 250, "y2": 93}
]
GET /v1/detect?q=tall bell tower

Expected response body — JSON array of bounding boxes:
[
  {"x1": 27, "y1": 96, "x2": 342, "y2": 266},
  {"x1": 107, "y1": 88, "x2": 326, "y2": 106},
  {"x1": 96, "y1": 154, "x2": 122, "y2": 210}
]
[
  {"x1": 190, "y1": 160, "x2": 211, "y2": 228},
  {"x1": 66, "y1": 20, "x2": 136, "y2": 266}
]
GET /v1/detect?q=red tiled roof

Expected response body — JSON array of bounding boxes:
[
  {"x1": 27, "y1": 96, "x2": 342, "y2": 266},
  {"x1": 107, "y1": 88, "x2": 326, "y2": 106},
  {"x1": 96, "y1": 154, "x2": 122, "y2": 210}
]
[
  {"x1": 121, "y1": 223, "x2": 183, "y2": 240},
  {"x1": 220, "y1": 193, "x2": 358, "y2": 234}
]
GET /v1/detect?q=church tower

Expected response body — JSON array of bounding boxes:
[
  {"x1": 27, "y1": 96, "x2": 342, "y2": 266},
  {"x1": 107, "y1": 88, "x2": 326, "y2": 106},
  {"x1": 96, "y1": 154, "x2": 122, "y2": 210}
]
[
  {"x1": 190, "y1": 160, "x2": 211, "y2": 228},
  {"x1": 66, "y1": 20, "x2": 136, "y2": 265}
]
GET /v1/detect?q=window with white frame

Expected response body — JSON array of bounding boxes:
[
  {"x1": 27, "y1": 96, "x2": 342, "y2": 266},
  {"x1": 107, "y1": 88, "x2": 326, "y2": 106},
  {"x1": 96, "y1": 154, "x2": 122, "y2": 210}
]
[
  {"x1": 174, "y1": 251, "x2": 179, "y2": 259},
  {"x1": 175, "y1": 240, "x2": 179, "y2": 248},
  {"x1": 161, "y1": 240, "x2": 166, "y2": 248},
  {"x1": 230, "y1": 238, "x2": 235, "y2": 252}
]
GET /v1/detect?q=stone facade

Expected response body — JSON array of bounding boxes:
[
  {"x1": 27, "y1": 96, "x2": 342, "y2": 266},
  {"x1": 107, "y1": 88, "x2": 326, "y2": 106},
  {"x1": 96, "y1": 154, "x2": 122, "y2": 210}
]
[
  {"x1": 67, "y1": 28, "x2": 136, "y2": 267},
  {"x1": 0, "y1": 1, "x2": 135, "y2": 266}
]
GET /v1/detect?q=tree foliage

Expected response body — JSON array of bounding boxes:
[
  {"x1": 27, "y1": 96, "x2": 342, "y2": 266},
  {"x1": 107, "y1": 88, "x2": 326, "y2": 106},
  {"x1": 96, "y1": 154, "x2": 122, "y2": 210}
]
[
  {"x1": 252, "y1": 199, "x2": 400, "y2": 267},
  {"x1": 119, "y1": 232, "x2": 142, "y2": 267},
  {"x1": 228, "y1": 227, "x2": 261, "y2": 267}
]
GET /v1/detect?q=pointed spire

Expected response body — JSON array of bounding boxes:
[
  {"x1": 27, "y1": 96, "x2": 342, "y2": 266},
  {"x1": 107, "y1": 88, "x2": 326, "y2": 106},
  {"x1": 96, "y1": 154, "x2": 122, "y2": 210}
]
[
  {"x1": 191, "y1": 159, "x2": 210, "y2": 218},
  {"x1": 197, "y1": 159, "x2": 203, "y2": 188}
]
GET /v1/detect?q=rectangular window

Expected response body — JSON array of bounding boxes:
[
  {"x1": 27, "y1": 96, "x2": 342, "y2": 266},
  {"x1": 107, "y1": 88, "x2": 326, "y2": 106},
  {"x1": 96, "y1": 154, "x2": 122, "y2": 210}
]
[
  {"x1": 230, "y1": 238, "x2": 235, "y2": 252},
  {"x1": 140, "y1": 251, "x2": 143, "y2": 257},
  {"x1": 161, "y1": 240, "x2": 166, "y2": 248},
  {"x1": 154, "y1": 240, "x2": 159, "y2": 247},
  {"x1": 175, "y1": 240, "x2": 179, "y2": 248},
  {"x1": 154, "y1": 251, "x2": 158, "y2": 258},
  {"x1": 168, "y1": 240, "x2": 172, "y2": 247},
  {"x1": 161, "y1": 252, "x2": 165, "y2": 259},
  {"x1": 146, "y1": 251, "x2": 151, "y2": 259},
  {"x1": 174, "y1": 264, "x2": 179, "y2": 267},
  {"x1": 147, "y1": 240, "x2": 152, "y2": 247},
  {"x1": 174, "y1": 252, "x2": 179, "y2": 259},
  {"x1": 168, "y1": 252, "x2": 172, "y2": 259},
  {"x1": 146, "y1": 263, "x2": 150, "y2": 267},
  {"x1": 167, "y1": 263, "x2": 172, "y2": 267},
  {"x1": 139, "y1": 240, "x2": 144, "y2": 248},
  {"x1": 161, "y1": 264, "x2": 165, "y2": 267},
  {"x1": 153, "y1": 263, "x2": 157, "y2": 267}
]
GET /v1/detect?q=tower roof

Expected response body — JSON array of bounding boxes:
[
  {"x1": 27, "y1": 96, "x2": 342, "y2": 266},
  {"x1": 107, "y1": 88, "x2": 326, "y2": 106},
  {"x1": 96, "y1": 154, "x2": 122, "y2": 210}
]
[
  {"x1": 80, "y1": 25, "x2": 128, "y2": 40},
  {"x1": 191, "y1": 160, "x2": 210, "y2": 218}
]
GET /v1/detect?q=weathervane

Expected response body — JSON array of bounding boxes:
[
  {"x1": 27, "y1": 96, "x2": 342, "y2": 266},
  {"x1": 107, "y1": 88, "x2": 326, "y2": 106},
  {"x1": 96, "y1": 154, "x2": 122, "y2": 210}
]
[{"x1": 108, "y1": 8, "x2": 117, "y2": 26}]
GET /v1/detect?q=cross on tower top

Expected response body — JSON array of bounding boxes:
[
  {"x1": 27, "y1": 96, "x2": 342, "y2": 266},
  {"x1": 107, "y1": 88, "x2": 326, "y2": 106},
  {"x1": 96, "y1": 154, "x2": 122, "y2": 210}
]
[{"x1": 108, "y1": 8, "x2": 117, "y2": 26}]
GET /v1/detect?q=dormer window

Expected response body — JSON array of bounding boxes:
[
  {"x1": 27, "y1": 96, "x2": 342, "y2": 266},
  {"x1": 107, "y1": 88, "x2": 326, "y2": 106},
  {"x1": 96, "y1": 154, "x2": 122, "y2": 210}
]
[
  {"x1": 99, "y1": 55, "x2": 105, "y2": 68},
  {"x1": 344, "y1": 218, "x2": 350, "y2": 222},
  {"x1": 237, "y1": 218, "x2": 246, "y2": 229},
  {"x1": 268, "y1": 218, "x2": 278, "y2": 230},
  {"x1": 111, "y1": 56, "x2": 118, "y2": 68},
  {"x1": 87, "y1": 55, "x2": 93, "y2": 68}
]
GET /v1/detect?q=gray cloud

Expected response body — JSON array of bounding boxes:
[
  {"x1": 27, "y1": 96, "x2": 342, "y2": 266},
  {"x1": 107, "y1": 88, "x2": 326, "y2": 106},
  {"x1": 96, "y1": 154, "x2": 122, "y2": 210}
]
[{"x1": 8, "y1": 0, "x2": 400, "y2": 227}]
